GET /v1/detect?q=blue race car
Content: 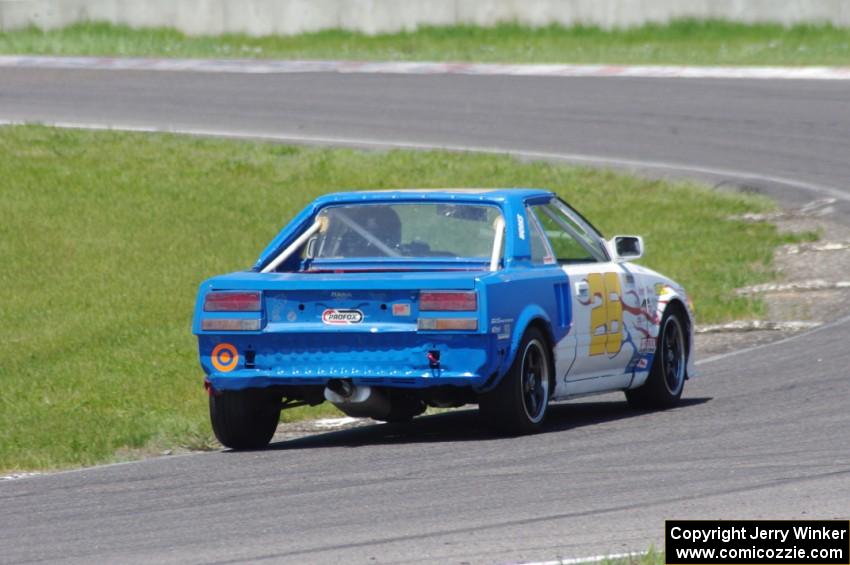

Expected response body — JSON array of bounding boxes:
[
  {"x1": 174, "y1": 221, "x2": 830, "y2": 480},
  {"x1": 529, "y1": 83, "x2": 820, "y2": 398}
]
[{"x1": 193, "y1": 189, "x2": 696, "y2": 448}]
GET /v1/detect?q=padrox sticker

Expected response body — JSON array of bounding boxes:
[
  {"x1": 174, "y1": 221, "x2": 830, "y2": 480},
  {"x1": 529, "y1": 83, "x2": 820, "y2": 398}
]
[{"x1": 322, "y1": 308, "x2": 364, "y2": 324}]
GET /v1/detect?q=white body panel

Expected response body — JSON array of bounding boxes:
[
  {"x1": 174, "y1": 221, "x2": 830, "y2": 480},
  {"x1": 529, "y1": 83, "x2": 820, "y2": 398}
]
[{"x1": 551, "y1": 262, "x2": 692, "y2": 400}]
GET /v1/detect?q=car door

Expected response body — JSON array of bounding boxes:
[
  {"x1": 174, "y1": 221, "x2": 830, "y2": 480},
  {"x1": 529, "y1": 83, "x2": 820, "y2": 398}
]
[{"x1": 528, "y1": 199, "x2": 635, "y2": 397}]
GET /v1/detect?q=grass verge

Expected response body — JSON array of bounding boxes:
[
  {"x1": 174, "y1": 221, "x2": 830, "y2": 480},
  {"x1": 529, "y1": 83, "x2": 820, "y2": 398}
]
[
  {"x1": 2, "y1": 20, "x2": 850, "y2": 65},
  {"x1": 0, "y1": 125, "x2": 809, "y2": 471}
]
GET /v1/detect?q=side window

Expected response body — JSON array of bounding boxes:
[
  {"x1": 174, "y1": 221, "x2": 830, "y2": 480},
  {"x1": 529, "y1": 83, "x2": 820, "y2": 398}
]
[
  {"x1": 531, "y1": 202, "x2": 607, "y2": 263},
  {"x1": 550, "y1": 199, "x2": 609, "y2": 259},
  {"x1": 526, "y1": 208, "x2": 555, "y2": 265}
]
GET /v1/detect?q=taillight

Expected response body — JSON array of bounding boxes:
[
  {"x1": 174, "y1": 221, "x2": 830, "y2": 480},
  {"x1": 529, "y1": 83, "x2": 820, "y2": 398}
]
[
  {"x1": 204, "y1": 291, "x2": 261, "y2": 312},
  {"x1": 419, "y1": 291, "x2": 477, "y2": 311}
]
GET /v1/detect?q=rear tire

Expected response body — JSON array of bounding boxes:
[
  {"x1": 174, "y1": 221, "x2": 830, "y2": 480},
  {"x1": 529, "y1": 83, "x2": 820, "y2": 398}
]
[
  {"x1": 479, "y1": 327, "x2": 552, "y2": 435},
  {"x1": 625, "y1": 310, "x2": 687, "y2": 409},
  {"x1": 210, "y1": 389, "x2": 281, "y2": 449}
]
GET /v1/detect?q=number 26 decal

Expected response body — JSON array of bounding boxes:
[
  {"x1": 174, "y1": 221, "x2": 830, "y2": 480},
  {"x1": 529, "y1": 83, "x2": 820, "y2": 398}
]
[{"x1": 586, "y1": 272, "x2": 623, "y2": 356}]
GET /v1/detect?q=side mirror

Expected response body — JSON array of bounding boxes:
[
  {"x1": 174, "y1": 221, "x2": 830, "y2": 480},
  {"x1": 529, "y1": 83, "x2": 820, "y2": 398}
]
[{"x1": 610, "y1": 235, "x2": 644, "y2": 262}]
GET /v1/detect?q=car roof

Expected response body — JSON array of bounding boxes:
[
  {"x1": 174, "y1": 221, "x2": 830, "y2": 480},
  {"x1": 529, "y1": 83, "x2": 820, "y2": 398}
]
[{"x1": 313, "y1": 188, "x2": 554, "y2": 206}]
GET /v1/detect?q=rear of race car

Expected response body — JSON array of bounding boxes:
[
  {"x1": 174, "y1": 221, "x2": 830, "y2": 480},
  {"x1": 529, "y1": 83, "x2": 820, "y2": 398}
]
[
  {"x1": 193, "y1": 270, "x2": 508, "y2": 442},
  {"x1": 192, "y1": 193, "x2": 529, "y2": 447},
  {"x1": 194, "y1": 272, "x2": 502, "y2": 391}
]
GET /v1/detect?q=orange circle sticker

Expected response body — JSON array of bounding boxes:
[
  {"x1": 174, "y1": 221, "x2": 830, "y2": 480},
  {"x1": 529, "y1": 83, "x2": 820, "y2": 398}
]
[{"x1": 211, "y1": 343, "x2": 239, "y2": 372}]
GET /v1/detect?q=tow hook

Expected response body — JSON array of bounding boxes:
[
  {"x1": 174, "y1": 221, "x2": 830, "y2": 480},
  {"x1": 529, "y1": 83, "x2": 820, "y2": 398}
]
[{"x1": 427, "y1": 350, "x2": 441, "y2": 369}]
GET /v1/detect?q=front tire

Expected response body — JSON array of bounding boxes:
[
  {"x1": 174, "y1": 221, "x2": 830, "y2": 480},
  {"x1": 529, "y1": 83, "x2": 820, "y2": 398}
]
[
  {"x1": 210, "y1": 389, "x2": 281, "y2": 449},
  {"x1": 625, "y1": 310, "x2": 687, "y2": 409},
  {"x1": 479, "y1": 327, "x2": 552, "y2": 434}
]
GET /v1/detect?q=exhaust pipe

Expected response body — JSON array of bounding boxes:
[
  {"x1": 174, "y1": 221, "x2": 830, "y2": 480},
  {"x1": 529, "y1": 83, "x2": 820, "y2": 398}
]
[
  {"x1": 324, "y1": 379, "x2": 391, "y2": 419},
  {"x1": 326, "y1": 378, "x2": 354, "y2": 398}
]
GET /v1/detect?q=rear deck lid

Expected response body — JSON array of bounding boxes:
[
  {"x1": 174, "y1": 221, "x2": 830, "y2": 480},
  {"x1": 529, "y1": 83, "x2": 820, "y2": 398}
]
[{"x1": 197, "y1": 270, "x2": 484, "y2": 334}]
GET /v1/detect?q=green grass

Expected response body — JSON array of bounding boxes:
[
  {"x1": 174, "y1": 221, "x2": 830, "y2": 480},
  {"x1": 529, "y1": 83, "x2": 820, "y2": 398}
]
[
  {"x1": 0, "y1": 125, "x2": 806, "y2": 471},
  {"x1": 2, "y1": 20, "x2": 850, "y2": 65}
]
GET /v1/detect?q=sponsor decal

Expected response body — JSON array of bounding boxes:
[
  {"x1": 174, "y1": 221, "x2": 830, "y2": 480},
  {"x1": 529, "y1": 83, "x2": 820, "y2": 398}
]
[
  {"x1": 585, "y1": 272, "x2": 623, "y2": 356},
  {"x1": 498, "y1": 323, "x2": 511, "y2": 340},
  {"x1": 392, "y1": 303, "x2": 411, "y2": 316},
  {"x1": 490, "y1": 317, "x2": 514, "y2": 340},
  {"x1": 322, "y1": 308, "x2": 364, "y2": 324},
  {"x1": 211, "y1": 343, "x2": 239, "y2": 372}
]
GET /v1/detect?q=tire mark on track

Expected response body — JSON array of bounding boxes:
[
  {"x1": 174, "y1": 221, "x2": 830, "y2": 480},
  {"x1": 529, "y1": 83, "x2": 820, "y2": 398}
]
[{"x1": 208, "y1": 467, "x2": 850, "y2": 563}]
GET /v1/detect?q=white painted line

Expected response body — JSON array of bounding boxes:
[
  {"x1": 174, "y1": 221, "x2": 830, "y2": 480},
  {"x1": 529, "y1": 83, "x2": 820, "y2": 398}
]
[
  {"x1": 2, "y1": 118, "x2": 848, "y2": 204},
  {"x1": 697, "y1": 311, "x2": 850, "y2": 365},
  {"x1": 312, "y1": 416, "x2": 364, "y2": 428},
  {"x1": 1, "y1": 55, "x2": 849, "y2": 80},
  {"x1": 737, "y1": 280, "x2": 850, "y2": 295},
  {"x1": 734, "y1": 197, "x2": 837, "y2": 222},
  {"x1": 0, "y1": 472, "x2": 42, "y2": 481},
  {"x1": 785, "y1": 241, "x2": 850, "y2": 254},
  {"x1": 697, "y1": 320, "x2": 822, "y2": 333},
  {"x1": 519, "y1": 551, "x2": 646, "y2": 565}
]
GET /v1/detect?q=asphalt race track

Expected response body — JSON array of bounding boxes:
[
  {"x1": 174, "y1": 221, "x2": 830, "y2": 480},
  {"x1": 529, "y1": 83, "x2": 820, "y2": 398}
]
[{"x1": 1, "y1": 67, "x2": 849, "y2": 564}]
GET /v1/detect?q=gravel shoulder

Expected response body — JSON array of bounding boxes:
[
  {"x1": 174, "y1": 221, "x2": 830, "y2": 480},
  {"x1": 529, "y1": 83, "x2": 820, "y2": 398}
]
[{"x1": 696, "y1": 199, "x2": 850, "y2": 357}]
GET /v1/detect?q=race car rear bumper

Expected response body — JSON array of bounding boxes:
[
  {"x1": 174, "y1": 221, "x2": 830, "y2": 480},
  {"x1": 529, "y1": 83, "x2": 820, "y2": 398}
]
[{"x1": 199, "y1": 333, "x2": 502, "y2": 391}]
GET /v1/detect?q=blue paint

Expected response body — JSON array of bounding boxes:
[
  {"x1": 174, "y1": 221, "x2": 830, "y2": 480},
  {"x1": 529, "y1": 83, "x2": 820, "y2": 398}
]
[{"x1": 200, "y1": 332, "x2": 499, "y2": 391}]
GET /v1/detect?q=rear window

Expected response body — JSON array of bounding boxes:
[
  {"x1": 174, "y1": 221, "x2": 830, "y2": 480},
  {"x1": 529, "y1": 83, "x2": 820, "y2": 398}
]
[{"x1": 309, "y1": 203, "x2": 502, "y2": 260}]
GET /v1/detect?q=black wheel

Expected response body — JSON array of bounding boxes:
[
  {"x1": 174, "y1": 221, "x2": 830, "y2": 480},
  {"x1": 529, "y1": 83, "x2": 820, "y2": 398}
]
[
  {"x1": 210, "y1": 389, "x2": 281, "y2": 449},
  {"x1": 625, "y1": 309, "x2": 687, "y2": 409},
  {"x1": 479, "y1": 327, "x2": 552, "y2": 434}
]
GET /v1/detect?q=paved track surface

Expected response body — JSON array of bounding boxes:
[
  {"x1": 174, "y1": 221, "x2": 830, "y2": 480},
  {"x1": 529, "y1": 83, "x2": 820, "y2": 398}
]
[
  {"x1": 1, "y1": 68, "x2": 849, "y2": 564},
  {"x1": 2, "y1": 69, "x2": 850, "y2": 213}
]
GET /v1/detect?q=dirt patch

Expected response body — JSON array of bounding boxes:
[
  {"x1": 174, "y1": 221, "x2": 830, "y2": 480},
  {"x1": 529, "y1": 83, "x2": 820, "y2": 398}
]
[{"x1": 696, "y1": 201, "x2": 850, "y2": 358}]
